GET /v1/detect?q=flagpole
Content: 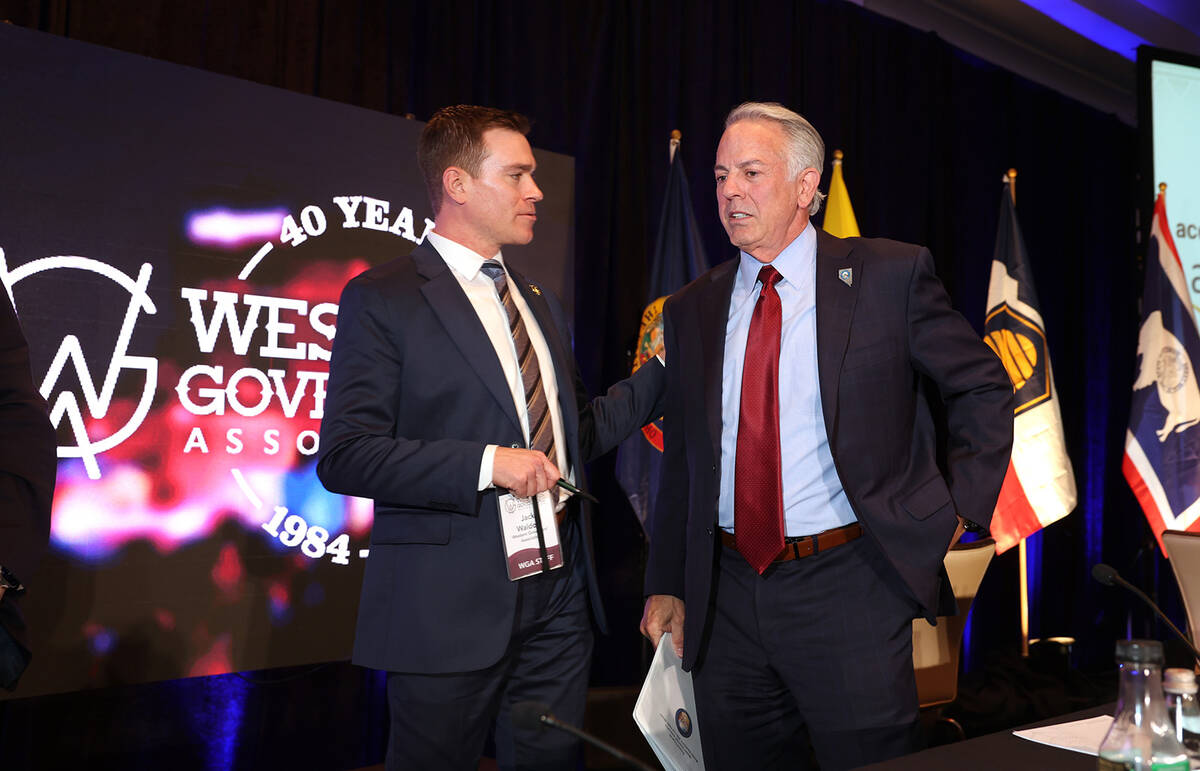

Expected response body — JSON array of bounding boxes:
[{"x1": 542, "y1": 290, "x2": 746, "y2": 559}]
[
  {"x1": 1004, "y1": 166, "x2": 1032, "y2": 658},
  {"x1": 669, "y1": 129, "x2": 681, "y2": 163}
]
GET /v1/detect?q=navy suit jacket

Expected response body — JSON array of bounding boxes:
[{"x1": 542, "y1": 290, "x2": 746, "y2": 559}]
[
  {"x1": 318, "y1": 242, "x2": 664, "y2": 674},
  {"x1": 645, "y1": 230, "x2": 1014, "y2": 671},
  {"x1": 0, "y1": 292, "x2": 55, "y2": 687}
]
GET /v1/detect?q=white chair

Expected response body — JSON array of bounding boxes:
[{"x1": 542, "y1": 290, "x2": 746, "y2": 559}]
[
  {"x1": 1162, "y1": 530, "x2": 1200, "y2": 648},
  {"x1": 912, "y1": 538, "x2": 996, "y2": 719}
]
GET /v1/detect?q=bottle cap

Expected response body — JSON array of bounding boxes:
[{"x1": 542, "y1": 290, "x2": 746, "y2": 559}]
[
  {"x1": 1115, "y1": 638, "x2": 1164, "y2": 665},
  {"x1": 1164, "y1": 667, "x2": 1199, "y2": 694}
]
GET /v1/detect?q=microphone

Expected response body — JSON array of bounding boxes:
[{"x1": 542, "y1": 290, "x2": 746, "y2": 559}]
[
  {"x1": 511, "y1": 700, "x2": 657, "y2": 771},
  {"x1": 1092, "y1": 562, "x2": 1200, "y2": 664}
]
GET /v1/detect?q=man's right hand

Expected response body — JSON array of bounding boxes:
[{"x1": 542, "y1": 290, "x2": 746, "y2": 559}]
[
  {"x1": 492, "y1": 447, "x2": 560, "y2": 498},
  {"x1": 640, "y1": 594, "x2": 685, "y2": 659}
]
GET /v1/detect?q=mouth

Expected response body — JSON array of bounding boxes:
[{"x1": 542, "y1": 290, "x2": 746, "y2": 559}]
[{"x1": 726, "y1": 211, "x2": 751, "y2": 223}]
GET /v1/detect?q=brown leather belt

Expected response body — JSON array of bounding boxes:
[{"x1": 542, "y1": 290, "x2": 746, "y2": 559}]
[{"x1": 720, "y1": 522, "x2": 863, "y2": 563}]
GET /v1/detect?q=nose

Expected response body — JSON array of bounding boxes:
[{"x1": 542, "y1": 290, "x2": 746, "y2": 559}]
[
  {"x1": 525, "y1": 177, "x2": 544, "y2": 202},
  {"x1": 721, "y1": 177, "x2": 742, "y2": 200}
]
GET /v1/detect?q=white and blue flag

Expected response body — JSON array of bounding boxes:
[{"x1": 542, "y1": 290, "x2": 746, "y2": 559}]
[{"x1": 1125, "y1": 185, "x2": 1200, "y2": 547}]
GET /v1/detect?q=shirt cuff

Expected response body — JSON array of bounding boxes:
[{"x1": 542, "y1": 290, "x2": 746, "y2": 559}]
[{"x1": 479, "y1": 444, "x2": 498, "y2": 491}]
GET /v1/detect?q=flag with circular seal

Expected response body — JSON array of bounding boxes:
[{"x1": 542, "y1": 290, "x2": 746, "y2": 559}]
[{"x1": 1125, "y1": 185, "x2": 1200, "y2": 549}]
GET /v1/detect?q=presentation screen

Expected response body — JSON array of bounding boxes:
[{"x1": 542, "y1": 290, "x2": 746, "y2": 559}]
[
  {"x1": 0, "y1": 24, "x2": 574, "y2": 697},
  {"x1": 1140, "y1": 47, "x2": 1200, "y2": 302}
]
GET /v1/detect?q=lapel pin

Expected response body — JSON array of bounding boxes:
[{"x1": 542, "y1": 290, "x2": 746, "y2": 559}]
[
  {"x1": 528, "y1": 284, "x2": 542, "y2": 296},
  {"x1": 838, "y1": 268, "x2": 853, "y2": 287}
]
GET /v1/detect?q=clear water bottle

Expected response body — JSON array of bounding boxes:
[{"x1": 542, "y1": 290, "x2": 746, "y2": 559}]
[
  {"x1": 1164, "y1": 667, "x2": 1200, "y2": 766},
  {"x1": 1097, "y1": 639, "x2": 1189, "y2": 770}
]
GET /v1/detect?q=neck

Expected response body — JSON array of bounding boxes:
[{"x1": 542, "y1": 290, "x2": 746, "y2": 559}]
[
  {"x1": 432, "y1": 213, "x2": 499, "y2": 259},
  {"x1": 746, "y1": 217, "x2": 809, "y2": 263}
]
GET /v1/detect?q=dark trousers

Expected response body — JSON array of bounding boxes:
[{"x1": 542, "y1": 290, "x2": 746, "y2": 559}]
[
  {"x1": 693, "y1": 534, "x2": 921, "y2": 771},
  {"x1": 384, "y1": 523, "x2": 591, "y2": 771}
]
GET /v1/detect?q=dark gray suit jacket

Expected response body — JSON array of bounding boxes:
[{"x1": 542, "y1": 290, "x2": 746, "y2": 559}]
[
  {"x1": 318, "y1": 243, "x2": 664, "y2": 674},
  {"x1": 645, "y1": 229, "x2": 1014, "y2": 671}
]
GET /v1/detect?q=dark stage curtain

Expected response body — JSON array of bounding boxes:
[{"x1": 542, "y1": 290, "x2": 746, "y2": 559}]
[{"x1": 0, "y1": 0, "x2": 1180, "y2": 766}]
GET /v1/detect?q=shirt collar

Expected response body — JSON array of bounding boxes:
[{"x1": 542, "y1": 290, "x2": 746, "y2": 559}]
[
  {"x1": 425, "y1": 230, "x2": 504, "y2": 280},
  {"x1": 736, "y1": 222, "x2": 815, "y2": 290}
]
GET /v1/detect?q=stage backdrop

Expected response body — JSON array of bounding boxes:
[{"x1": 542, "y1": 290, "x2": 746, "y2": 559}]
[{"x1": 0, "y1": 22, "x2": 575, "y2": 698}]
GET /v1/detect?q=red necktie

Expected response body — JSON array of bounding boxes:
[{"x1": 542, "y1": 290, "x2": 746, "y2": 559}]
[{"x1": 735, "y1": 265, "x2": 784, "y2": 574}]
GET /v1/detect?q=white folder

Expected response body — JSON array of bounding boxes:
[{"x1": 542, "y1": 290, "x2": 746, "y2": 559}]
[{"x1": 632, "y1": 633, "x2": 706, "y2": 770}]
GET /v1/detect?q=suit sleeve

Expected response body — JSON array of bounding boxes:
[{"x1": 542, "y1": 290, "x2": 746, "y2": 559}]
[
  {"x1": 643, "y1": 298, "x2": 688, "y2": 598},
  {"x1": 576, "y1": 358, "x2": 665, "y2": 464},
  {"x1": 317, "y1": 275, "x2": 487, "y2": 514},
  {"x1": 0, "y1": 293, "x2": 55, "y2": 583},
  {"x1": 534, "y1": 282, "x2": 666, "y2": 465},
  {"x1": 907, "y1": 247, "x2": 1014, "y2": 530}
]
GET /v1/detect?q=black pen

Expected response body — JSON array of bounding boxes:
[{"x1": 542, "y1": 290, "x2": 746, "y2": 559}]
[{"x1": 556, "y1": 478, "x2": 600, "y2": 504}]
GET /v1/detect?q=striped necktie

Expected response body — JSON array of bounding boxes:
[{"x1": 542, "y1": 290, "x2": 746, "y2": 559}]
[{"x1": 479, "y1": 261, "x2": 558, "y2": 472}]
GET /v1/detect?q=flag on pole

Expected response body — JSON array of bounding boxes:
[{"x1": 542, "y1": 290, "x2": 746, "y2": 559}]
[
  {"x1": 1125, "y1": 184, "x2": 1200, "y2": 549},
  {"x1": 616, "y1": 135, "x2": 708, "y2": 533},
  {"x1": 983, "y1": 180, "x2": 1076, "y2": 554},
  {"x1": 822, "y1": 149, "x2": 860, "y2": 238}
]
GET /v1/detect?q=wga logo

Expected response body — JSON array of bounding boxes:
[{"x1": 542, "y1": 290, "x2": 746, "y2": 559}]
[{"x1": 0, "y1": 248, "x2": 158, "y2": 479}]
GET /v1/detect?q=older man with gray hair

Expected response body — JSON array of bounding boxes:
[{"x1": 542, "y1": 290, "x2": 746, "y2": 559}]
[{"x1": 640, "y1": 102, "x2": 1013, "y2": 769}]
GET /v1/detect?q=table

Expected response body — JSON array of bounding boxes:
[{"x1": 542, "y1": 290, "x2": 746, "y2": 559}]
[{"x1": 859, "y1": 704, "x2": 1113, "y2": 770}]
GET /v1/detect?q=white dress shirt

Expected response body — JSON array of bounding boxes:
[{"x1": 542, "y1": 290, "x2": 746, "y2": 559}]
[{"x1": 424, "y1": 230, "x2": 572, "y2": 496}]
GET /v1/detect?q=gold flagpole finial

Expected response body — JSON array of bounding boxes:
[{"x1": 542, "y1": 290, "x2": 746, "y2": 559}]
[
  {"x1": 1160, "y1": 182, "x2": 1168, "y2": 193},
  {"x1": 1007, "y1": 168, "x2": 1018, "y2": 205},
  {"x1": 833, "y1": 149, "x2": 844, "y2": 165},
  {"x1": 669, "y1": 129, "x2": 681, "y2": 163}
]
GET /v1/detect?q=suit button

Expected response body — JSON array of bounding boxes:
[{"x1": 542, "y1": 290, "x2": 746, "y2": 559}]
[
  {"x1": 706, "y1": 528, "x2": 713, "y2": 536},
  {"x1": 510, "y1": 442, "x2": 521, "y2": 449}
]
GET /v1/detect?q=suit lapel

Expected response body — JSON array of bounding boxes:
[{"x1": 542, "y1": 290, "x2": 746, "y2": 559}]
[
  {"x1": 814, "y1": 229, "x2": 861, "y2": 438},
  {"x1": 413, "y1": 244, "x2": 523, "y2": 436},
  {"x1": 699, "y1": 260, "x2": 738, "y2": 466}
]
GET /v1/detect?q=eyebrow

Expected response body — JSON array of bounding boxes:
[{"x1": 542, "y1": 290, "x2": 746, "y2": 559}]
[
  {"x1": 714, "y1": 159, "x2": 766, "y2": 172},
  {"x1": 504, "y1": 163, "x2": 535, "y2": 173}
]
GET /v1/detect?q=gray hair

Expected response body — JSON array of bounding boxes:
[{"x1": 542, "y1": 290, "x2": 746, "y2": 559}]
[{"x1": 724, "y1": 102, "x2": 827, "y2": 216}]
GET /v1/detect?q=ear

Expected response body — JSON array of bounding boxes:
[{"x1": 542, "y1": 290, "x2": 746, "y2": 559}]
[
  {"x1": 796, "y1": 167, "x2": 821, "y2": 211},
  {"x1": 443, "y1": 166, "x2": 470, "y2": 206}
]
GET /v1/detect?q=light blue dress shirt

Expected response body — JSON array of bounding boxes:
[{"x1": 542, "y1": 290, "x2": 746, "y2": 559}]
[{"x1": 718, "y1": 223, "x2": 858, "y2": 536}]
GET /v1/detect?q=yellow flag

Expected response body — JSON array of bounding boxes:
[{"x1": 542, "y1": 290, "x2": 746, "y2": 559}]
[{"x1": 823, "y1": 149, "x2": 860, "y2": 238}]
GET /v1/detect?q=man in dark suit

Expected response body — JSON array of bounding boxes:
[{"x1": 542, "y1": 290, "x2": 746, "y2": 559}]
[
  {"x1": 0, "y1": 291, "x2": 56, "y2": 692},
  {"x1": 640, "y1": 102, "x2": 1013, "y2": 770},
  {"x1": 318, "y1": 105, "x2": 664, "y2": 770}
]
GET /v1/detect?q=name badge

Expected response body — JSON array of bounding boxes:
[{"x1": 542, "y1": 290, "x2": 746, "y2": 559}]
[{"x1": 498, "y1": 490, "x2": 564, "y2": 581}]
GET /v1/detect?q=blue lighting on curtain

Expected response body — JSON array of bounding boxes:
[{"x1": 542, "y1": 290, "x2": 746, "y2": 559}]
[
  {"x1": 962, "y1": 603, "x2": 975, "y2": 670},
  {"x1": 1026, "y1": 529, "x2": 1044, "y2": 639},
  {"x1": 1019, "y1": 0, "x2": 1151, "y2": 60},
  {"x1": 1084, "y1": 292, "x2": 1109, "y2": 588},
  {"x1": 202, "y1": 673, "x2": 250, "y2": 769}
]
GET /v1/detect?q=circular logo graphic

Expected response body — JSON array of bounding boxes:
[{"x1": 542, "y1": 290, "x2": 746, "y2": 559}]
[
  {"x1": 674, "y1": 708, "x2": 693, "y2": 738},
  {"x1": 1157, "y1": 346, "x2": 1189, "y2": 394}
]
